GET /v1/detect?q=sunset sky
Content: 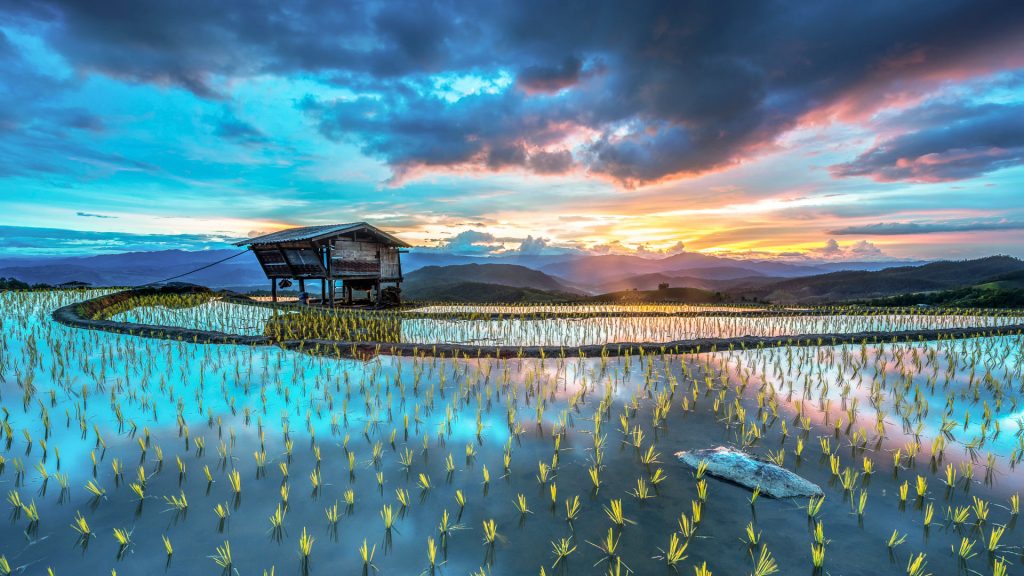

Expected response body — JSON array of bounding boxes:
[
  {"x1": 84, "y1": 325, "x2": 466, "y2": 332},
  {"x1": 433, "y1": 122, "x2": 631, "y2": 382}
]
[{"x1": 1, "y1": 1, "x2": 1023, "y2": 261}]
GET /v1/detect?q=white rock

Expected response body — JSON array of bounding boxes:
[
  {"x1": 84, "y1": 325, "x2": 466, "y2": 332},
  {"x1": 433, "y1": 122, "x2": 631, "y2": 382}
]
[{"x1": 676, "y1": 446, "x2": 823, "y2": 499}]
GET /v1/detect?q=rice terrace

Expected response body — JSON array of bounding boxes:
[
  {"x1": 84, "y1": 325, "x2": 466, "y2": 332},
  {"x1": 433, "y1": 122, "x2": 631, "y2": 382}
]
[{"x1": 3, "y1": 1, "x2": 1024, "y2": 575}]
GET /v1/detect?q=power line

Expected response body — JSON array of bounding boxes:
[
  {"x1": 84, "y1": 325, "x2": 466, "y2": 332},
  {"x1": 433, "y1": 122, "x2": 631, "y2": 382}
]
[{"x1": 137, "y1": 250, "x2": 249, "y2": 287}]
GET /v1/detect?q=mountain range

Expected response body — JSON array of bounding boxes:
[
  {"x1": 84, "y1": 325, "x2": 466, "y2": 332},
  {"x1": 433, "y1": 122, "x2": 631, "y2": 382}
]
[
  {"x1": 3, "y1": 248, "x2": 1021, "y2": 305},
  {"x1": 0, "y1": 248, "x2": 920, "y2": 291}
]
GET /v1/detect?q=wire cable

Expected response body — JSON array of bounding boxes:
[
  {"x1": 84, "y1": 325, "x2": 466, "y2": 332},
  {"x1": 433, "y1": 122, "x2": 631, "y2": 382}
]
[{"x1": 137, "y1": 250, "x2": 249, "y2": 287}]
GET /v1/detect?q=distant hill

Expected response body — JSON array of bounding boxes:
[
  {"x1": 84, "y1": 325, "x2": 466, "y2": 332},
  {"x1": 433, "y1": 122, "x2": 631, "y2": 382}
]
[
  {"x1": 865, "y1": 269, "x2": 1024, "y2": 308},
  {"x1": 403, "y1": 281, "x2": 572, "y2": 303},
  {"x1": 402, "y1": 263, "x2": 582, "y2": 302},
  {"x1": 401, "y1": 252, "x2": 574, "y2": 273},
  {"x1": 541, "y1": 252, "x2": 916, "y2": 290},
  {"x1": 594, "y1": 269, "x2": 776, "y2": 293},
  {"x1": 666, "y1": 266, "x2": 768, "y2": 280},
  {"x1": 0, "y1": 249, "x2": 267, "y2": 288},
  {"x1": 590, "y1": 286, "x2": 731, "y2": 304},
  {"x1": 743, "y1": 256, "x2": 1024, "y2": 304}
]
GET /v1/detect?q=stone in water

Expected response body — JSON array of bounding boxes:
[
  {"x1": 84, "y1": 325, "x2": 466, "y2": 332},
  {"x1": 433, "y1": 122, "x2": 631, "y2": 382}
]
[{"x1": 676, "y1": 446, "x2": 823, "y2": 499}]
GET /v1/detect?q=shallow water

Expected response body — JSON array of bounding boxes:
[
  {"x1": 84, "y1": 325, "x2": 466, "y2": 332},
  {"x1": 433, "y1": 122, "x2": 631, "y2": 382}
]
[
  {"x1": 111, "y1": 297, "x2": 1024, "y2": 347},
  {"x1": 406, "y1": 304, "x2": 762, "y2": 314},
  {"x1": 2, "y1": 291, "x2": 1023, "y2": 575},
  {"x1": 400, "y1": 313, "x2": 1024, "y2": 346}
]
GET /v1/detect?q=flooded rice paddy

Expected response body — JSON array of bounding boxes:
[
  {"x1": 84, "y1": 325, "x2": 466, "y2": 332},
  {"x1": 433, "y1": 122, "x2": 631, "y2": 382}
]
[
  {"x1": 3, "y1": 290, "x2": 1024, "y2": 575},
  {"x1": 108, "y1": 294, "x2": 1024, "y2": 347}
]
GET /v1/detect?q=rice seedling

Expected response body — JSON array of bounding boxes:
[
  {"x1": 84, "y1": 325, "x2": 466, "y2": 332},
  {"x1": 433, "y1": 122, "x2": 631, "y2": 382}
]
[
  {"x1": 807, "y1": 496, "x2": 825, "y2": 518},
  {"x1": 71, "y1": 511, "x2": 91, "y2": 538},
  {"x1": 482, "y1": 519, "x2": 498, "y2": 545},
  {"x1": 972, "y1": 497, "x2": 989, "y2": 523},
  {"x1": 632, "y1": 478, "x2": 653, "y2": 500},
  {"x1": 358, "y1": 539, "x2": 376, "y2": 570},
  {"x1": 588, "y1": 527, "x2": 621, "y2": 562},
  {"x1": 162, "y1": 535, "x2": 173, "y2": 556},
  {"x1": 325, "y1": 501, "x2": 340, "y2": 526},
  {"x1": 129, "y1": 482, "x2": 145, "y2": 500},
  {"x1": 604, "y1": 499, "x2": 634, "y2": 526},
  {"x1": 537, "y1": 462, "x2": 550, "y2": 484},
  {"x1": 513, "y1": 494, "x2": 531, "y2": 515},
  {"x1": 589, "y1": 466, "x2": 601, "y2": 491},
  {"x1": 949, "y1": 506, "x2": 970, "y2": 525},
  {"x1": 214, "y1": 502, "x2": 229, "y2": 521},
  {"x1": 856, "y1": 490, "x2": 868, "y2": 516},
  {"x1": 743, "y1": 521, "x2": 761, "y2": 546},
  {"x1": 752, "y1": 545, "x2": 779, "y2": 576},
  {"x1": 550, "y1": 537, "x2": 576, "y2": 568},
  {"x1": 84, "y1": 480, "x2": 105, "y2": 498},
  {"x1": 652, "y1": 532, "x2": 688, "y2": 567},
  {"x1": 905, "y1": 553, "x2": 928, "y2": 576},
  {"x1": 915, "y1": 476, "x2": 927, "y2": 498},
  {"x1": 986, "y1": 525, "x2": 1005, "y2": 552},
  {"x1": 887, "y1": 529, "x2": 907, "y2": 549},
  {"x1": 426, "y1": 536, "x2": 439, "y2": 571},
  {"x1": 211, "y1": 540, "x2": 233, "y2": 570},
  {"x1": 298, "y1": 527, "x2": 314, "y2": 564},
  {"x1": 565, "y1": 495, "x2": 581, "y2": 522},
  {"x1": 811, "y1": 542, "x2": 825, "y2": 570},
  {"x1": 678, "y1": 512, "x2": 697, "y2": 539},
  {"x1": 113, "y1": 528, "x2": 131, "y2": 548},
  {"x1": 227, "y1": 469, "x2": 242, "y2": 495},
  {"x1": 953, "y1": 537, "x2": 977, "y2": 561},
  {"x1": 380, "y1": 504, "x2": 396, "y2": 531},
  {"x1": 269, "y1": 504, "x2": 286, "y2": 532},
  {"x1": 22, "y1": 500, "x2": 39, "y2": 523}
]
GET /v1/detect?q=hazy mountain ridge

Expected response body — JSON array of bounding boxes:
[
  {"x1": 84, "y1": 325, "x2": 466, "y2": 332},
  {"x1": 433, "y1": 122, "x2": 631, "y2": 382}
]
[
  {"x1": 402, "y1": 263, "x2": 582, "y2": 300},
  {"x1": 747, "y1": 255, "x2": 1024, "y2": 304},
  {"x1": 3, "y1": 248, "x2": 1013, "y2": 307}
]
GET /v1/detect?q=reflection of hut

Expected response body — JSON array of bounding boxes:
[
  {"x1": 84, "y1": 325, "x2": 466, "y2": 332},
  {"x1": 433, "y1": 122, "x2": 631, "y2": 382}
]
[{"x1": 236, "y1": 222, "x2": 410, "y2": 306}]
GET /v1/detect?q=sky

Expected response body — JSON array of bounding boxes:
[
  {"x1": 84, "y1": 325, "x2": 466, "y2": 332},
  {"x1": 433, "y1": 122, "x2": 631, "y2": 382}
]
[{"x1": 1, "y1": 0, "x2": 1023, "y2": 261}]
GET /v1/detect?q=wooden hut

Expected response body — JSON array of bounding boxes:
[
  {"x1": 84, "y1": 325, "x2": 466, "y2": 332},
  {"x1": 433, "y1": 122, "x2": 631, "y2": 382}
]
[{"x1": 236, "y1": 222, "x2": 410, "y2": 306}]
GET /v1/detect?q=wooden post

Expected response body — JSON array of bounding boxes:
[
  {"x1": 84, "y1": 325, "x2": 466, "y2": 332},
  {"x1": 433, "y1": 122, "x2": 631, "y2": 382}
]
[
  {"x1": 271, "y1": 279, "x2": 277, "y2": 303},
  {"x1": 326, "y1": 242, "x2": 334, "y2": 307},
  {"x1": 298, "y1": 279, "x2": 305, "y2": 292},
  {"x1": 320, "y1": 279, "x2": 326, "y2": 304},
  {"x1": 375, "y1": 280, "x2": 382, "y2": 307},
  {"x1": 346, "y1": 285, "x2": 352, "y2": 305}
]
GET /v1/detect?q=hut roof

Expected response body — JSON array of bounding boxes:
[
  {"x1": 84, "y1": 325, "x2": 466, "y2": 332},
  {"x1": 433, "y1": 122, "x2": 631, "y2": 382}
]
[{"x1": 235, "y1": 222, "x2": 411, "y2": 248}]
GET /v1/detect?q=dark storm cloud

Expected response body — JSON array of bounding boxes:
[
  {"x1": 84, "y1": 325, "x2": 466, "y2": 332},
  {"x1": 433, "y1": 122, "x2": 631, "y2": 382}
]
[
  {"x1": 830, "y1": 102, "x2": 1024, "y2": 182},
  {"x1": 516, "y1": 56, "x2": 583, "y2": 93},
  {"x1": 4, "y1": 0, "x2": 1024, "y2": 184},
  {"x1": 830, "y1": 220, "x2": 1024, "y2": 235}
]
